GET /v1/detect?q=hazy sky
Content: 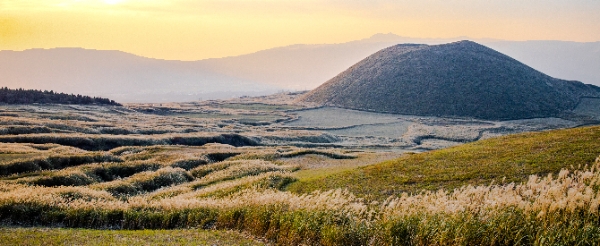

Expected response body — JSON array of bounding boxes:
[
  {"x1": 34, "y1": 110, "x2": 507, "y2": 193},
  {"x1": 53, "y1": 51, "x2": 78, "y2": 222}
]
[{"x1": 1, "y1": 0, "x2": 599, "y2": 60}]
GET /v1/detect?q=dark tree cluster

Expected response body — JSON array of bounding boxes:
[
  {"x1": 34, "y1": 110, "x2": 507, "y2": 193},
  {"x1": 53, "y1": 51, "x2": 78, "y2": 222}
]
[{"x1": 0, "y1": 87, "x2": 121, "y2": 106}]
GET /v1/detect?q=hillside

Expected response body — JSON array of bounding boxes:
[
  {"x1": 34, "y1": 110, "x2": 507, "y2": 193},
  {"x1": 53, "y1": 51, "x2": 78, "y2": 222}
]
[
  {"x1": 287, "y1": 125, "x2": 600, "y2": 200},
  {"x1": 299, "y1": 41, "x2": 600, "y2": 120}
]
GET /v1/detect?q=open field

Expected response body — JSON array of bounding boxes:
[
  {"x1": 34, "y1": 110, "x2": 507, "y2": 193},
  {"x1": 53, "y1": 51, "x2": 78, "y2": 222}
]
[
  {"x1": 0, "y1": 227, "x2": 263, "y2": 245},
  {"x1": 284, "y1": 106, "x2": 582, "y2": 150},
  {"x1": 0, "y1": 92, "x2": 592, "y2": 151},
  {"x1": 1, "y1": 93, "x2": 600, "y2": 245}
]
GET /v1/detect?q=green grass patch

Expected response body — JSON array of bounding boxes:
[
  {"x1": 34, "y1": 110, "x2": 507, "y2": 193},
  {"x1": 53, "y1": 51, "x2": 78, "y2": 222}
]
[
  {"x1": 0, "y1": 227, "x2": 263, "y2": 245},
  {"x1": 293, "y1": 166, "x2": 359, "y2": 181},
  {"x1": 288, "y1": 126, "x2": 600, "y2": 200}
]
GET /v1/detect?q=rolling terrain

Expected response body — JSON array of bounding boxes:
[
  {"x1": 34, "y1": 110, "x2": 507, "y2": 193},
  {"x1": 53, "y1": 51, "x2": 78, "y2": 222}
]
[
  {"x1": 0, "y1": 92, "x2": 590, "y2": 152},
  {"x1": 2, "y1": 39, "x2": 600, "y2": 244},
  {"x1": 289, "y1": 125, "x2": 600, "y2": 199},
  {"x1": 300, "y1": 41, "x2": 600, "y2": 120},
  {"x1": 0, "y1": 98, "x2": 599, "y2": 244}
]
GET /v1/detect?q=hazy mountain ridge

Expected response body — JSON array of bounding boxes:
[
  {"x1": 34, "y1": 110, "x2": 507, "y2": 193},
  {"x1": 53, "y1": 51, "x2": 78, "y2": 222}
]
[
  {"x1": 194, "y1": 34, "x2": 466, "y2": 90},
  {"x1": 199, "y1": 34, "x2": 600, "y2": 89},
  {"x1": 1, "y1": 34, "x2": 599, "y2": 103},
  {"x1": 483, "y1": 40, "x2": 600, "y2": 87},
  {"x1": 299, "y1": 41, "x2": 600, "y2": 120},
  {"x1": 0, "y1": 48, "x2": 280, "y2": 103}
]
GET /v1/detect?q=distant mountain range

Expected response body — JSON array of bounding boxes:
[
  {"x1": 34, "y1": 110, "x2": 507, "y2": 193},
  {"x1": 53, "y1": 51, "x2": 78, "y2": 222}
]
[
  {"x1": 300, "y1": 41, "x2": 600, "y2": 120},
  {"x1": 0, "y1": 48, "x2": 280, "y2": 103},
  {"x1": 200, "y1": 33, "x2": 600, "y2": 90},
  {"x1": 1, "y1": 33, "x2": 599, "y2": 103}
]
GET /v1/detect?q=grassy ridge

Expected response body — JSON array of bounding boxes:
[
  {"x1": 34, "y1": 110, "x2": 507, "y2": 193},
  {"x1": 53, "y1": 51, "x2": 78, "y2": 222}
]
[
  {"x1": 288, "y1": 126, "x2": 600, "y2": 199},
  {"x1": 2, "y1": 167, "x2": 600, "y2": 245},
  {"x1": 0, "y1": 133, "x2": 258, "y2": 151},
  {"x1": 0, "y1": 154, "x2": 121, "y2": 176},
  {"x1": 2, "y1": 122, "x2": 600, "y2": 244}
]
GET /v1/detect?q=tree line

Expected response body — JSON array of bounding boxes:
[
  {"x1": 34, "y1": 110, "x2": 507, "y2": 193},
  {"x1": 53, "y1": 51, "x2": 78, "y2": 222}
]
[{"x1": 0, "y1": 87, "x2": 121, "y2": 106}]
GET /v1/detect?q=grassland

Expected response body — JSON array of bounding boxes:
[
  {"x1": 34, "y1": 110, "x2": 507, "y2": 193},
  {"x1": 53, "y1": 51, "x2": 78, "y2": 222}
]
[
  {"x1": 0, "y1": 227, "x2": 263, "y2": 245},
  {"x1": 1, "y1": 101, "x2": 600, "y2": 245},
  {"x1": 288, "y1": 126, "x2": 600, "y2": 200}
]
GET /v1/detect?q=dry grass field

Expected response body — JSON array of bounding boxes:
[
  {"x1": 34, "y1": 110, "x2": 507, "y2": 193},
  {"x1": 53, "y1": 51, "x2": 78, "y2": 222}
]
[{"x1": 1, "y1": 93, "x2": 600, "y2": 245}]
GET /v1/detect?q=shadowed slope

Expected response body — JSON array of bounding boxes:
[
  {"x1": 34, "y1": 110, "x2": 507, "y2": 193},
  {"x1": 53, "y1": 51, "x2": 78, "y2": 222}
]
[{"x1": 299, "y1": 41, "x2": 600, "y2": 120}]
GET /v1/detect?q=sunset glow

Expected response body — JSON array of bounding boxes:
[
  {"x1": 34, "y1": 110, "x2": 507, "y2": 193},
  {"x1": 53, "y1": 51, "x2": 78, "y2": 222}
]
[
  {"x1": 103, "y1": 0, "x2": 124, "y2": 5},
  {"x1": 1, "y1": 0, "x2": 599, "y2": 60}
]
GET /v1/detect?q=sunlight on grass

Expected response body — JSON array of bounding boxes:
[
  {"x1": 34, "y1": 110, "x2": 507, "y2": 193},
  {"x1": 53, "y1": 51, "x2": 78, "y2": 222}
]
[
  {"x1": 1, "y1": 103, "x2": 600, "y2": 245},
  {"x1": 0, "y1": 228, "x2": 263, "y2": 246},
  {"x1": 288, "y1": 126, "x2": 600, "y2": 200}
]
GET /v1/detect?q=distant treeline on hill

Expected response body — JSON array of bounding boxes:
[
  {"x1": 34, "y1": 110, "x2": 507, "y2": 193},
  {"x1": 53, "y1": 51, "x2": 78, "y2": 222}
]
[{"x1": 0, "y1": 87, "x2": 121, "y2": 106}]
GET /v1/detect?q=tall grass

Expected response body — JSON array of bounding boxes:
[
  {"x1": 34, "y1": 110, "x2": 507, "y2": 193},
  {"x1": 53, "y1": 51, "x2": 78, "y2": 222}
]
[
  {"x1": 0, "y1": 133, "x2": 258, "y2": 151},
  {"x1": 90, "y1": 167, "x2": 193, "y2": 197},
  {"x1": 289, "y1": 125, "x2": 600, "y2": 199},
  {"x1": 1, "y1": 161, "x2": 600, "y2": 245},
  {"x1": 0, "y1": 153, "x2": 121, "y2": 176},
  {"x1": 17, "y1": 161, "x2": 163, "y2": 187}
]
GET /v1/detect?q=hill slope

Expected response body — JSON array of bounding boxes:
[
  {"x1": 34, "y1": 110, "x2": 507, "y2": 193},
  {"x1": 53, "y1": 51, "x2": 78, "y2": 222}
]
[
  {"x1": 287, "y1": 125, "x2": 600, "y2": 200},
  {"x1": 299, "y1": 41, "x2": 600, "y2": 120}
]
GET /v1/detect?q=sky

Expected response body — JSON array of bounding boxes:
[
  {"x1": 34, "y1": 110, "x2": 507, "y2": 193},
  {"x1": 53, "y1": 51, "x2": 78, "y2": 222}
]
[{"x1": 1, "y1": 0, "x2": 599, "y2": 60}]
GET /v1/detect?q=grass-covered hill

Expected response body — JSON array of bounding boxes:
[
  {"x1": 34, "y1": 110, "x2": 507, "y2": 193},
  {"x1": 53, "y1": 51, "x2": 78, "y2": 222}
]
[
  {"x1": 299, "y1": 41, "x2": 600, "y2": 120},
  {"x1": 288, "y1": 125, "x2": 600, "y2": 200},
  {"x1": 0, "y1": 87, "x2": 121, "y2": 106}
]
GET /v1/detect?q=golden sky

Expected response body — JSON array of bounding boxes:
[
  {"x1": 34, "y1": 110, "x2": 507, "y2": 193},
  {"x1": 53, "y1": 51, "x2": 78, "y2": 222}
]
[{"x1": 1, "y1": 0, "x2": 599, "y2": 60}]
